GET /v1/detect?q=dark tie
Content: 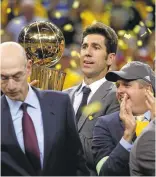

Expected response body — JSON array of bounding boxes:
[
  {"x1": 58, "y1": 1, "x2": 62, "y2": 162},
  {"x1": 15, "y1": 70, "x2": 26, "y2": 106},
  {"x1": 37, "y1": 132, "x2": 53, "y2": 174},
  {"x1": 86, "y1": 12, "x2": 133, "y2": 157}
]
[
  {"x1": 21, "y1": 103, "x2": 41, "y2": 174},
  {"x1": 76, "y1": 86, "x2": 91, "y2": 123}
]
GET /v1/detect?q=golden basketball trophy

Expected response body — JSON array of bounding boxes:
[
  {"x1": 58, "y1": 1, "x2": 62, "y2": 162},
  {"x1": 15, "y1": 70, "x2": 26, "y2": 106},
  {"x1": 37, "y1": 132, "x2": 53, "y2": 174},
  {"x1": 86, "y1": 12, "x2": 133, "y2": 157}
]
[{"x1": 18, "y1": 21, "x2": 66, "y2": 90}]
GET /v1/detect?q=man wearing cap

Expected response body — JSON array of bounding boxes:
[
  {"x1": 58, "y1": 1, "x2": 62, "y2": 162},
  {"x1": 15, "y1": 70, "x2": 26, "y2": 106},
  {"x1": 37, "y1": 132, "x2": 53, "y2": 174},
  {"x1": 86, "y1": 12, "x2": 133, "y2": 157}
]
[{"x1": 92, "y1": 61, "x2": 155, "y2": 176}]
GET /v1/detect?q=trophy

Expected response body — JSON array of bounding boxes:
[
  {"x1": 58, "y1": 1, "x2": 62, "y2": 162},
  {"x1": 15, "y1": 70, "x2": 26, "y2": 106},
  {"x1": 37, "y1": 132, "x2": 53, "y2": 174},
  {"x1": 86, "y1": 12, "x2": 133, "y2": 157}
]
[{"x1": 18, "y1": 21, "x2": 66, "y2": 90}]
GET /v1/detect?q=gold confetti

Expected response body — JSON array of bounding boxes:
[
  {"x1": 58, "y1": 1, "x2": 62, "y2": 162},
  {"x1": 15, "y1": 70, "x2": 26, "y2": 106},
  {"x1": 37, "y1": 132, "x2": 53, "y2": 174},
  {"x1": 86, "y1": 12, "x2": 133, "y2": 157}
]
[
  {"x1": 141, "y1": 31, "x2": 147, "y2": 37},
  {"x1": 63, "y1": 24, "x2": 73, "y2": 32},
  {"x1": 118, "y1": 30, "x2": 126, "y2": 36},
  {"x1": 118, "y1": 40, "x2": 128, "y2": 50},
  {"x1": 146, "y1": 20, "x2": 154, "y2": 27},
  {"x1": 124, "y1": 33, "x2": 131, "y2": 39},
  {"x1": 82, "y1": 101, "x2": 103, "y2": 117},
  {"x1": 71, "y1": 50, "x2": 77, "y2": 57},
  {"x1": 54, "y1": 11, "x2": 62, "y2": 19},
  {"x1": 72, "y1": 1, "x2": 80, "y2": 9},
  {"x1": 139, "y1": 21, "x2": 145, "y2": 26},
  {"x1": 14, "y1": 20, "x2": 20, "y2": 24},
  {"x1": 70, "y1": 59, "x2": 77, "y2": 68},
  {"x1": 88, "y1": 115, "x2": 93, "y2": 120},
  {"x1": 146, "y1": 6, "x2": 153, "y2": 12},
  {"x1": 7, "y1": 8, "x2": 11, "y2": 14},
  {"x1": 127, "y1": 56, "x2": 132, "y2": 63},
  {"x1": 147, "y1": 28, "x2": 152, "y2": 34},
  {"x1": 0, "y1": 29, "x2": 4, "y2": 35},
  {"x1": 137, "y1": 40, "x2": 143, "y2": 47},
  {"x1": 55, "y1": 64, "x2": 62, "y2": 70},
  {"x1": 133, "y1": 25, "x2": 141, "y2": 34}
]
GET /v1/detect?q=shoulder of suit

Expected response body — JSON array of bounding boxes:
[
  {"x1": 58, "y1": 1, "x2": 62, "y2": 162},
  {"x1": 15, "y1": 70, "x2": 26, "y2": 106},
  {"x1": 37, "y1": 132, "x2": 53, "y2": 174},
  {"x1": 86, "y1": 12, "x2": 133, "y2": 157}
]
[
  {"x1": 98, "y1": 111, "x2": 120, "y2": 123},
  {"x1": 34, "y1": 87, "x2": 69, "y2": 99},
  {"x1": 63, "y1": 85, "x2": 79, "y2": 93}
]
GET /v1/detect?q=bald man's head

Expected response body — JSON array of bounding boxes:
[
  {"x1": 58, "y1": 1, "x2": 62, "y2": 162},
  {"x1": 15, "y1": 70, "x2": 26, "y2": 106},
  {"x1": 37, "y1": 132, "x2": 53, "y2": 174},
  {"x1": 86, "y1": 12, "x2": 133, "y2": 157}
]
[
  {"x1": 0, "y1": 42, "x2": 27, "y2": 68},
  {"x1": 0, "y1": 42, "x2": 32, "y2": 101}
]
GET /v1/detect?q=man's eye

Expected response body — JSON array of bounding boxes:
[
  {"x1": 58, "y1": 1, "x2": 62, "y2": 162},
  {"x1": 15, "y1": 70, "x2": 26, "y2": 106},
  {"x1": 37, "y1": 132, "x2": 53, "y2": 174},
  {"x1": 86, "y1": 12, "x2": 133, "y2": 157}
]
[
  {"x1": 81, "y1": 45, "x2": 87, "y2": 49},
  {"x1": 13, "y1": 75, "x2": 21, "y2": 79},
  {"x1": 1, "y1": 75, "x2": 8, "y2": 80}
]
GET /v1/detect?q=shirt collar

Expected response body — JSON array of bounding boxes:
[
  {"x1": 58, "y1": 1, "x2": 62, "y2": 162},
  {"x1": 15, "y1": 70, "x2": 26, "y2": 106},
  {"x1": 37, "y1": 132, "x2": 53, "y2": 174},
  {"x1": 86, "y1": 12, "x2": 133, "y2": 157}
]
[
  {"x1": 6, "y1": 84, "x2": 38, "y2": 116},
  {"x1": 144, "y1": 110, "x2": 151, "y2": 121},
  {"x1": 76, "y1": 77, "x2": 106, "y2": 96}
]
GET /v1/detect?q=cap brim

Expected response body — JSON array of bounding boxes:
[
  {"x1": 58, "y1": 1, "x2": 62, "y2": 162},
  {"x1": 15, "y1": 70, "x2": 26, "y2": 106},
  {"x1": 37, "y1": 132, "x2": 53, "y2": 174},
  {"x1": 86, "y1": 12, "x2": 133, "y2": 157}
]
[{"x1": 106, "y1": 71, "x2": 136, "y2": 82}]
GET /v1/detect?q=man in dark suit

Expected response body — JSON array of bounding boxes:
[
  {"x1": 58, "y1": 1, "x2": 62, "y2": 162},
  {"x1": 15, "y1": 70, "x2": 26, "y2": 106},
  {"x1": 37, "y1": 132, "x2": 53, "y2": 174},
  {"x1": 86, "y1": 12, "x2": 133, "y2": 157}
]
[
  {"x1": 64, "y1": 22, "x2": 120, "y2": 175},
  {"x1": 92, "y1": 61, "x2": 155, "y2": 176},
  {"x1": 130, "y1": 119, "x2": 155, "y2": 176},
  {"x1": 1, "y1": 42, "x2": 89, "y2": 176}
]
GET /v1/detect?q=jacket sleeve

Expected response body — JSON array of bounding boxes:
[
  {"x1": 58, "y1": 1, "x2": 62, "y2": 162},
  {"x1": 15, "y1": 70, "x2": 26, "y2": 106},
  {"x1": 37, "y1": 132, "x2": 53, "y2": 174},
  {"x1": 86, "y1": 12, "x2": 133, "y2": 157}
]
[
  {"x1": 130, "y1": 129, "x2": 155, "y2": 176},
  {"x1": 66, "y1": 95, "x2": 89, "y2": 176},
  {"x1": 92, "y1": 117, "x2": 130, "y2": 176}
]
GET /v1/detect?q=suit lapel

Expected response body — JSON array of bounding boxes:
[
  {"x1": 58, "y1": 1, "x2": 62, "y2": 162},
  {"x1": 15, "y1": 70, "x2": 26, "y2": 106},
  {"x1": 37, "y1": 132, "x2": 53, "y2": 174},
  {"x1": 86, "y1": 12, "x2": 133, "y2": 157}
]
[
  {"x1": 77, "y1": 81, "x2": 113, "y2": 131},
  {"x1": 33, "y1": 88, "x2": 57, "y2": 172},
  {"x1": 1, "y1": 96, "x2": 36, "y2": 175},
  {"x1": 69, "y1": 84, "x2": 82, "y2": 104}
]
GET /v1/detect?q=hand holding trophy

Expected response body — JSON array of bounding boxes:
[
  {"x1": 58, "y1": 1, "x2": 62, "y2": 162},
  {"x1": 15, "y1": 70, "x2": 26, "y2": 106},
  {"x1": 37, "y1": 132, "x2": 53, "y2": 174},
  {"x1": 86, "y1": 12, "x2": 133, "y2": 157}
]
[{"x1": 18, "y1": 21, "x2": 66, "y2": 90}]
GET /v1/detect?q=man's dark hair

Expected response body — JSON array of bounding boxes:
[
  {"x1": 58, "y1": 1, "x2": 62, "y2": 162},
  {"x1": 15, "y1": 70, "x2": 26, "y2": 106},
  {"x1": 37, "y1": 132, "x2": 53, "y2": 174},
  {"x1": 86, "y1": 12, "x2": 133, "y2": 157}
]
[{"x1": 82, "y1": 22, "x2": 118, "y2": 54}]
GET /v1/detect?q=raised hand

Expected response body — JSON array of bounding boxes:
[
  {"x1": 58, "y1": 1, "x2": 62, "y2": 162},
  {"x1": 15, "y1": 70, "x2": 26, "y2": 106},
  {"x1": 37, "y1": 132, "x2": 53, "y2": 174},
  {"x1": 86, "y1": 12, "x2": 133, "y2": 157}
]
[
  {"x1": 145, "y1": 89, "x2": 156, "y2": 120},
  {"x1": 119, "y1": 93, "x2": 136, "y2": 143},
  {"x1": 30, "y1": 80, "x2": 39, "y2": 87}
]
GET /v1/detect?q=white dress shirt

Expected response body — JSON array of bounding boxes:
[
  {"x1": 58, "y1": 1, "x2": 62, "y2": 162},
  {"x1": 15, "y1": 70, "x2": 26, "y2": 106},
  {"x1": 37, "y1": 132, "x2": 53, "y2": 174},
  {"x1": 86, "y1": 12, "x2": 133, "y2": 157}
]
[
  {"x1": 6, "y1": 85, "x2": 44, "y2": 168},
  {"x1": 73, "y1": 77, "x2": 106, "y2": 114}
]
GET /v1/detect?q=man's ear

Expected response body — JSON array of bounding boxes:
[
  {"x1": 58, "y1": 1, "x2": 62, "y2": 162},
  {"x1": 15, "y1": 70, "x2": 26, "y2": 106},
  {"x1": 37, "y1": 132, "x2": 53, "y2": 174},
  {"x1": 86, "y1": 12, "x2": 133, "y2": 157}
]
[
  {"x1": 106, "y1": 53, "x2": 116, "y2": 66},
  {"x1": 27, "y1": 60, "x2": 32, "y2": 76},
  {"x1": 147, "y1": 84, "x2": 154, "y2": 96}
]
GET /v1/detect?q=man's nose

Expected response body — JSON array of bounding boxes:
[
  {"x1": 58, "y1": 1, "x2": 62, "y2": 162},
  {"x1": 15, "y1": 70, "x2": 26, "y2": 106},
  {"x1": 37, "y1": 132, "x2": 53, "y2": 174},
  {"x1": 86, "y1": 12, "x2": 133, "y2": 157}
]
[
  {"x1": 7, "y1": 79, "x2": 16, "y2": 91},
  {"x1": 84, "y1": 46, "x2": 92, "y2": 56}
]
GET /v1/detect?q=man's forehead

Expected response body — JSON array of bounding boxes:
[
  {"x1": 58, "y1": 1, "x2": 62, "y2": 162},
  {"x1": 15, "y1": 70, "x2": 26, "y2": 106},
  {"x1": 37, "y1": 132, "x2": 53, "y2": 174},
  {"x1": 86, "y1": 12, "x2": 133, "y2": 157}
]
[
  {"x1": 116, "y1": 79, "x2": 136, "y2": 84},
  {"x1": 83, "y1": 34, "x2": 105, "y2": 44},
  {"x1": 1, "y1": 67, "x2": 25, "y2": 75}
]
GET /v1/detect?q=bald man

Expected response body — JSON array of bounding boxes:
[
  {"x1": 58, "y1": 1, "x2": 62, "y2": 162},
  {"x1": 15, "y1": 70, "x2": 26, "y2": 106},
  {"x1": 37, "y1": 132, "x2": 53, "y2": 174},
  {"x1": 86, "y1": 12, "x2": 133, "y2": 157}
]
[{"x1": 1, "y1": 42, "x2": 89, "y2": 176}]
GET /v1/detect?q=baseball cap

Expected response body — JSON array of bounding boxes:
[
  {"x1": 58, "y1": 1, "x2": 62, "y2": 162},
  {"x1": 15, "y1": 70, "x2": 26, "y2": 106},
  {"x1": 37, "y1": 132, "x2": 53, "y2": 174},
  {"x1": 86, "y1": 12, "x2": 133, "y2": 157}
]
[{"x1": 106, "y1": 61, "x2": 155, "y2": 92}]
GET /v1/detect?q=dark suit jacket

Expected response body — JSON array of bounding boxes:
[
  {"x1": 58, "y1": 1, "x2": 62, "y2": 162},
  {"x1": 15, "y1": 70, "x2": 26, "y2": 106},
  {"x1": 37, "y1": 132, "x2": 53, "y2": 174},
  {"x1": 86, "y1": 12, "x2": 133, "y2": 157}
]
[
  {"x1": 1, "y1": 87, "x2": 89, "y2": 176},
  {"x1": 92, "y1": 111, "x2": 131, "y2": 176},
  {"x1": 64, "y1": 81, "x2": 120, "y2": 175},
  {"x1": 130, "y1": 120, "x2": 155, "y2": 176}
]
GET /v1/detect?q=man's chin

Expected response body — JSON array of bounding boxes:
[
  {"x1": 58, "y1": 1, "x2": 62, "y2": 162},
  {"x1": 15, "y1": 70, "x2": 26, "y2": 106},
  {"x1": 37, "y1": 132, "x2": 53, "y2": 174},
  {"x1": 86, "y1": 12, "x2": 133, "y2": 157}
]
[{"x1": 7, "y1": 94, "x2": 20, "y2": 101}]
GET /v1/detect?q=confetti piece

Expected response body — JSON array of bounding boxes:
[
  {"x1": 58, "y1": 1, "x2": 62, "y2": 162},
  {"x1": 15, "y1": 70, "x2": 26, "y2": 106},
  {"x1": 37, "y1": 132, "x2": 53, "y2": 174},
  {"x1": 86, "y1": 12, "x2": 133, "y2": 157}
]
[
  {"x1": 133, "y1": 25, "x2": 141, "y2": 34},
  {"x1": 72, "y1": 1, "x2": 80, "y2": 9},
  {"x1": 71, "y1": 50, "x2": 77, "y2": 57},
  {"x1": 7, "y1": 8, "x2": 11, "y2": 14},
  {"x1": 82, "y1": 101, "x2": 103, "y2": 117},
  {"x1": 63, "y1": 24, "x2": 73, "y2": 32},
  {"x1": 139, "y1": 21, "x2": 145, "y2": 26},
  {"x1": 127, "y1": 56, "x2": 132, "y2": 63},
  {"x1": 147, "y1": 28, "x2": 152, "y2": 34},
  {"x1": 70, "y1": 59, "x2": 77, "y2": 68},
  {"x1": 124, "y1": 33, "x2": 131, "y2": 39},
  {"x1": 118, "y1": 30, "x2": 126, "y2": 36},
  {"x1": 146, "y1": 6, "x2": 153, "y2": 12},
  {"x1": 140, "y1": 31, "x2": 147, "y2": 37},
  {"x1": 88, "y1": 115, "x2": 93, "y2": 120},
  {"x1": 55, "y1": 64, "x2": 62, "y2": 70},
  {"x1": 137, "y1": 40, "x2": 143, "y2": 46},
  {"x1": 54, "y1": 11, "x2": 62, "y2": 19},
  {"x1": 146, "y1": 20, "x2": 154, "y2": 27},
  {"x1": 14, "y1": 20, "x2": 20, "y2": 24}
]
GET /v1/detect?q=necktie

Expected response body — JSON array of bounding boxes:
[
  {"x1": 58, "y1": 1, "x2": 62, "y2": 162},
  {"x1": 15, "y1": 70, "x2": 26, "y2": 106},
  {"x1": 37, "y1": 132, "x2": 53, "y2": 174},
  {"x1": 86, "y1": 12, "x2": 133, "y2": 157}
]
[
  {"x1": 135, "y1": 115, "x2": 149, "y2": 137},
  {"x1": 21, "y1": 103, "x2": 41, "y2": 174},
  {"x1": 76, "y1": 86, "x2": 91, "y2": 123}
]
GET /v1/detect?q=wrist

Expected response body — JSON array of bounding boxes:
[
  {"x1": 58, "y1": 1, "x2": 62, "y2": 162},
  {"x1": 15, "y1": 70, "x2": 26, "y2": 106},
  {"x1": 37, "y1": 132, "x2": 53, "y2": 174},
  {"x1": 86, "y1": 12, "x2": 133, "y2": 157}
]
[{"x1": 123, "y1": 131, "x2": 134, "y2": 143}]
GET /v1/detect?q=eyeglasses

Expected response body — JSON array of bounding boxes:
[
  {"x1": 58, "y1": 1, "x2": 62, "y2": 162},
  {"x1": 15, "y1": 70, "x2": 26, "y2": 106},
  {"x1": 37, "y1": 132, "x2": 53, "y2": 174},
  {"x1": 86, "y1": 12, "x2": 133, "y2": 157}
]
[{"x1": 0, "y1": 71, "x2": 26, "y2": 83}]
